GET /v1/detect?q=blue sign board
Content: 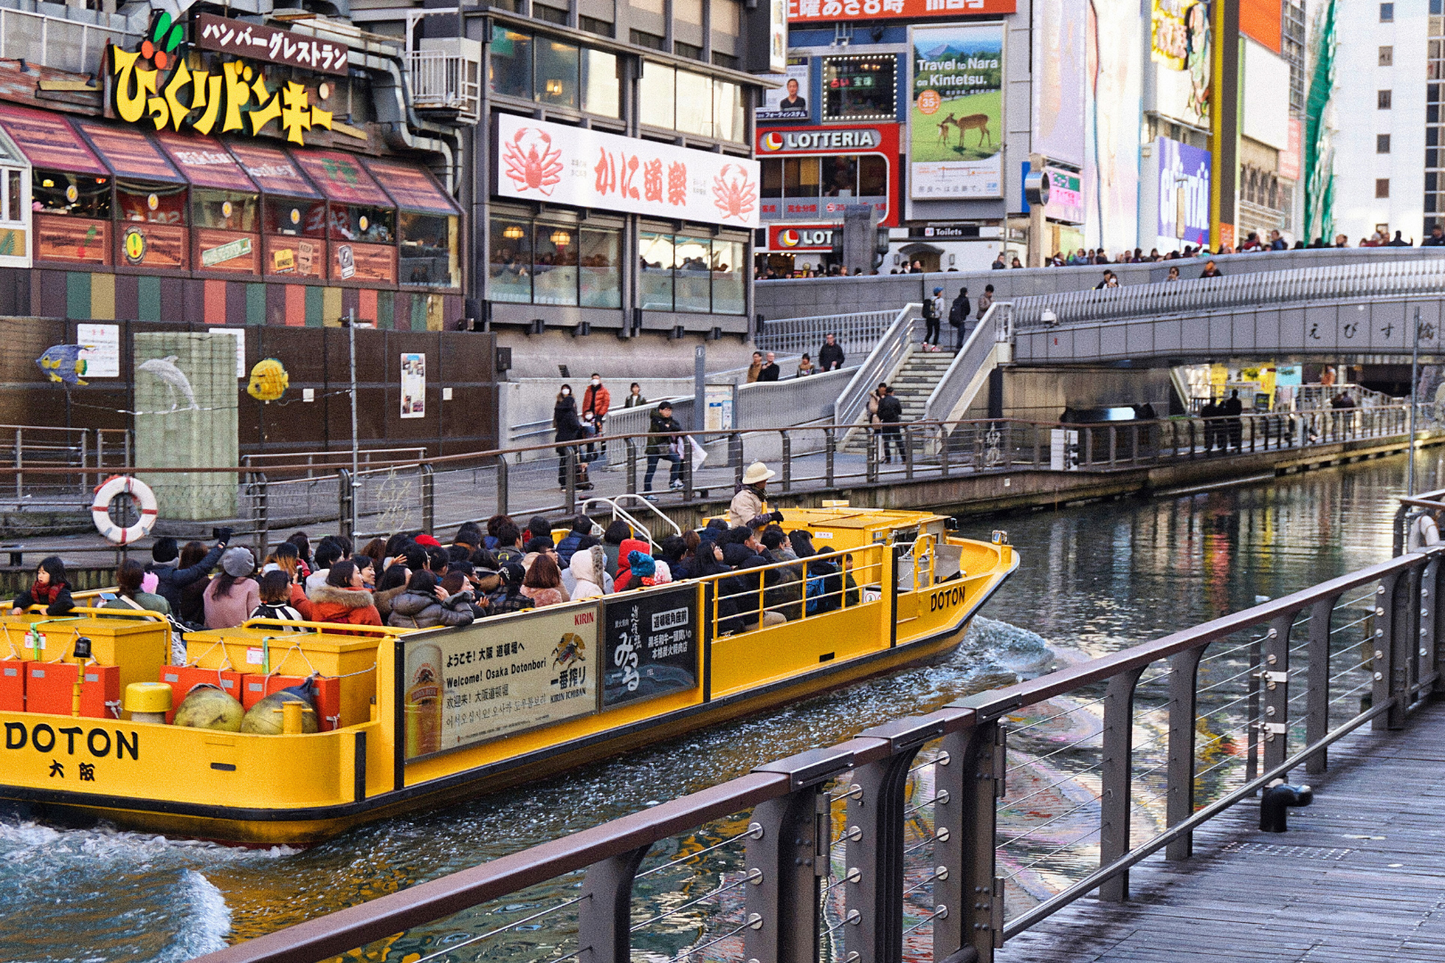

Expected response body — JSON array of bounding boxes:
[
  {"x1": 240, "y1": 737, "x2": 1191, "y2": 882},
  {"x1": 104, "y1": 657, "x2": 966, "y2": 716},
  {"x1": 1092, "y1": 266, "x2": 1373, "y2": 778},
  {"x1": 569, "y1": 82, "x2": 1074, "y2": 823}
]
[{"x1": 1156, "y1": 136, "x2": 1210, "y2": 246}]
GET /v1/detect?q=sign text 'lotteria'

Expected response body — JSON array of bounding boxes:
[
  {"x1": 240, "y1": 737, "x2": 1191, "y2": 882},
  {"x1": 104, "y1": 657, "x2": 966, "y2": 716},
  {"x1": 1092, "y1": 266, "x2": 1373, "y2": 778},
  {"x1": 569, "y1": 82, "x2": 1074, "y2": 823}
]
[
  {"x1": 497, "y1": 115, "x2": 760, "y2": 229},
  {"x1": 767, "y1": 224, "x2": 838, "y2": 251},
  {"x1": 758, "y1": 129, "x2": 883, "y2": 153}
]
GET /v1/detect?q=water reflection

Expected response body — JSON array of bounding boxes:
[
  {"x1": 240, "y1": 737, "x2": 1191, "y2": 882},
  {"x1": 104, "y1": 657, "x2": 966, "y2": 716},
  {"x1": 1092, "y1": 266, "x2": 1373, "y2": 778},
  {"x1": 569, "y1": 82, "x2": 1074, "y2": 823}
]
[{"x1": 2, "y1": 449, "x2": 1442, "y2": 962}]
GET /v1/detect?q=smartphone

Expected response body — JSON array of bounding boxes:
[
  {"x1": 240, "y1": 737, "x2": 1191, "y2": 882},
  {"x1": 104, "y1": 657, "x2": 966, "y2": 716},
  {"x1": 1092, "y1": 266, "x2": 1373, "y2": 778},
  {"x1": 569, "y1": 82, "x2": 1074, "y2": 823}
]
[{"x1": 99, "y1": 592, "x2": 116, "y2": 601}]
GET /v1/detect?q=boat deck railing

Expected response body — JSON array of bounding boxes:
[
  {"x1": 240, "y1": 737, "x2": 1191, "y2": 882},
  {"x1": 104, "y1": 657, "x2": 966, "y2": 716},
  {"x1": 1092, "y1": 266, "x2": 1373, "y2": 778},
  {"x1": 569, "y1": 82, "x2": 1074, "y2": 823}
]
[{"x1": 190, "y1": 498, "x2": 1444, "y2": 963}]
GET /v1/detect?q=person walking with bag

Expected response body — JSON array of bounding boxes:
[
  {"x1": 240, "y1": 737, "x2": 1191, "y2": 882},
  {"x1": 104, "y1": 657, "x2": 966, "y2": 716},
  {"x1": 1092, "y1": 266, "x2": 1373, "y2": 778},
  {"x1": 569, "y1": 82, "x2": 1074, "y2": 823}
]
[
  {"x1": 644, "y1": 400, "x2": 685, "y2": 493},
  {"x1": 922, "y1": 286, "x2": 943, "y2": 349},
  {"x1": 948, "y1": 287, "x2": 971, "y2": 352}
]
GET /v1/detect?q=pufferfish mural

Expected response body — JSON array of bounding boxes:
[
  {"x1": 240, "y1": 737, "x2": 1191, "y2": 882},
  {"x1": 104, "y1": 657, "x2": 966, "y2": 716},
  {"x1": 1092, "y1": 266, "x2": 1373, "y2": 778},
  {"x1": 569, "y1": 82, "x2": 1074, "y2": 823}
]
[
  {"x1": 246, "y1": 358, "x2": 290, "y2": 402},
  {"x1": 35, "y1": 344, "x2": 91, "y2": 386}
]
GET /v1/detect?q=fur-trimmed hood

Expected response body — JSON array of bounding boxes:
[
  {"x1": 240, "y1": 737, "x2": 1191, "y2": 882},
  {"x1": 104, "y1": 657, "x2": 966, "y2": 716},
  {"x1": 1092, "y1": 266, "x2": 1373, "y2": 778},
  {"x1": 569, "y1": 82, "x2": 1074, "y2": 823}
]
[{"x1": 307, "y1": 584, "x2": 375, "y2": 609}]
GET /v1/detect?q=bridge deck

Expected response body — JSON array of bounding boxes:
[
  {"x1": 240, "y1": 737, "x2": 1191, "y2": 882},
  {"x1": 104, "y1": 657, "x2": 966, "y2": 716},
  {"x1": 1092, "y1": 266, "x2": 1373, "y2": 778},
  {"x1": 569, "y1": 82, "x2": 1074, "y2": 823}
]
[{"x1": 998, "y1": 699, "x2": 1445, "y2": 963}]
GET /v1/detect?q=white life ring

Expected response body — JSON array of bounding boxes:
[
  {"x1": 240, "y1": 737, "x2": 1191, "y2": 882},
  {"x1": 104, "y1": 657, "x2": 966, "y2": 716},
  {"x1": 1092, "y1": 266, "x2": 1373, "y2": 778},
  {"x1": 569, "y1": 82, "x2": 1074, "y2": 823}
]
[{"x1": 92, "y1": 475, "x2": 159, "y2": 545}]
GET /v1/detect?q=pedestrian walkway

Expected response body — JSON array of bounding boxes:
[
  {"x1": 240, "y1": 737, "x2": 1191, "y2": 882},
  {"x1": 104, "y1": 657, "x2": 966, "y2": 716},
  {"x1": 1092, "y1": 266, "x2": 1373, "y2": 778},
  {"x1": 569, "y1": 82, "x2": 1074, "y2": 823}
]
[{"x1": 997, "y1": 699, "x2": 1445, "y2": 963}]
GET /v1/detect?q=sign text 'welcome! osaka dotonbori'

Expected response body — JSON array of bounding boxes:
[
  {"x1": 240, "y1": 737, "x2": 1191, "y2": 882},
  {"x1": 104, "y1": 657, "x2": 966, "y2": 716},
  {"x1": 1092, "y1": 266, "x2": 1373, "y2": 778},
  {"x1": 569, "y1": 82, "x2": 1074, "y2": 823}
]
[{"x1": 108, "y1": 13, "x2": 335, "y2": 145}]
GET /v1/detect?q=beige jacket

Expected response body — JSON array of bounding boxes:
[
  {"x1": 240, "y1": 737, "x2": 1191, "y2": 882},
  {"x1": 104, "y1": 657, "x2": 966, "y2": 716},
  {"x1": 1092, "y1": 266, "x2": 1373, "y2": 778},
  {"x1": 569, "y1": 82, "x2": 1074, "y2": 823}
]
[{"x1": 727, "y1": 487, "x2": 766, "y2": 529}]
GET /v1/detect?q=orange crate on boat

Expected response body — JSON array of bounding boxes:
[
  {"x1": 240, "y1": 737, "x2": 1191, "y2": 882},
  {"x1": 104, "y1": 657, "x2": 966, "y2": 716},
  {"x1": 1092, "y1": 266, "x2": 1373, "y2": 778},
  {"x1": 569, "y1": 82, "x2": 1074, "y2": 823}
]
[
  {"x1": 0, "y1": 660, "x2": 23, "y2": 711},
  {"x1": 24, "y1": 663, "x2": 120, "y2": 718},
  {"x1": 238, "y1": 674, "x2": 342, "y2": 731},
  {"x1": 158, "y1": 665, "x2": 244, "y2": 722}
]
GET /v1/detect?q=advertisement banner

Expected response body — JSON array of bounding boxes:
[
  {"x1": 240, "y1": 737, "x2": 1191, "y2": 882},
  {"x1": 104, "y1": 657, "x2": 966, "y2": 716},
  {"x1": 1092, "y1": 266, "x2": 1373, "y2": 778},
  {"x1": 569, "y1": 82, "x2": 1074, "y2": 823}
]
[
  {"x1": 1156, "y1": 137, "x2": 1210, "y2": 246},
  {"x1": 601, "y1": 584, "x2": 700, "y2": 708},
  {"x1": 758, "y1": 63, "x2": 811, "y2": 122},
  {"x1": 403, "y1": 604, "x2": 600, "y2": 759},
  {"x1": 787, "y1": 0, "x2": 1014, "y2": 24},
  {"x1": 768, "y1": 224, "x2": 838, "y2": 251},
  {"x1": 1150, "y1": 0, "x2": 1211, "y2": 128},
  {"x1": 908, "y1": 23, "x2": 1005, "y2": 199},
  {"x1": 400, "y1": 352, "x2": 426, "y2": 419},
  {"x1": 1030, "y1": 1, "x2": 1086, "y2": 168},
  {"x1": 757, "y1": 125, "x2": 900, "y2": 225},
  {"x1": 497, "y1": 114, "x2": 760, "y2": 229}
]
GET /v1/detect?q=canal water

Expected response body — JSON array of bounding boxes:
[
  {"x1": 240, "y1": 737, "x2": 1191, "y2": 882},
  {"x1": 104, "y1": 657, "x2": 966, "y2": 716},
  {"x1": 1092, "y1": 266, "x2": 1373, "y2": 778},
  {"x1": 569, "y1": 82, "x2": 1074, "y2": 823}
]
[{"x1": 2, "y1": 449, "x2": 1442, "y2": 963}]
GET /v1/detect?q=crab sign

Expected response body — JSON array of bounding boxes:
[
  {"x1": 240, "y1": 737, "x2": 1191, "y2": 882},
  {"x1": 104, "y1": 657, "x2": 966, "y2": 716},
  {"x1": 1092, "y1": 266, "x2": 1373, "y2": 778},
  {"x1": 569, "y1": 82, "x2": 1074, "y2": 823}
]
[
  {"x1": 501, "y1": 127, "x2": 564, "y2": 196},
  {"x1": 711, "y1": 164, "x2": 757, "y2": 222}
]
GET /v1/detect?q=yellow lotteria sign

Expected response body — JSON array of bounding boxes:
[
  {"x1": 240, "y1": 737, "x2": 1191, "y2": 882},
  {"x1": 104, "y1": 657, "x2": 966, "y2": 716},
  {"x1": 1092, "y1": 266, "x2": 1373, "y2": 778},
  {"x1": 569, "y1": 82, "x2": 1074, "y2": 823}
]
[{"x1": 108, "y1": 14, "x2": 334, "y2": 144}]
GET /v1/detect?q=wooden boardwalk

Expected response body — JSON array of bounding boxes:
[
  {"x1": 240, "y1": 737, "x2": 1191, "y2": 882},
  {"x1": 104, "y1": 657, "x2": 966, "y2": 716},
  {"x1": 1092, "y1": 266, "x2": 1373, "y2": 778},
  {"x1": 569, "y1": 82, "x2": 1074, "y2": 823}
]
[{"x1": 997, "y1": 700, "x2": 1445, "y2": 963}]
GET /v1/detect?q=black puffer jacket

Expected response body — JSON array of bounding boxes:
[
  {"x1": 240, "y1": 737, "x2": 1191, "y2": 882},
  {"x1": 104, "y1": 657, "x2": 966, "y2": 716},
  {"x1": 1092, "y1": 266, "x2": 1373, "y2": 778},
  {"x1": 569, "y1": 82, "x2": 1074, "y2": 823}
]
[{"x1": 386, "y1": 589, "x2": 475, "y2": 629}]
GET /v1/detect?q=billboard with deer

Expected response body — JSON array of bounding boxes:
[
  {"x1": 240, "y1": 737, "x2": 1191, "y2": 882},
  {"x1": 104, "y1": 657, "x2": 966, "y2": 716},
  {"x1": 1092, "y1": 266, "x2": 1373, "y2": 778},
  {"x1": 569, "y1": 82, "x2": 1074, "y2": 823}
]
[{"x1": 907, "y1": 22, "x2": 1005, "y2": 199}]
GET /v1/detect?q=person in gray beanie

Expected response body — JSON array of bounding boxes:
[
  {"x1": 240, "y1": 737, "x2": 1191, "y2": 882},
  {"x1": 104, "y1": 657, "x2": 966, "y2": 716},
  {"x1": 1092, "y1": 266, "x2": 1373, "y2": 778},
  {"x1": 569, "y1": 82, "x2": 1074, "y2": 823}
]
[{"x1": 202, "y1": 546, "x2": 259, "y2": 629}]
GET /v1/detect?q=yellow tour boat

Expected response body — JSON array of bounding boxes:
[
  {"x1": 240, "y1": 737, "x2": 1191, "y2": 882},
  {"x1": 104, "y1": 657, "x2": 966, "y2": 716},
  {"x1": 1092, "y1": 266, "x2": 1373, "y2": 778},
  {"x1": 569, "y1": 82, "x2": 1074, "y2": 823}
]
[{"x1": 0, "y1": 506, "x2": 1016, "y2": 845}]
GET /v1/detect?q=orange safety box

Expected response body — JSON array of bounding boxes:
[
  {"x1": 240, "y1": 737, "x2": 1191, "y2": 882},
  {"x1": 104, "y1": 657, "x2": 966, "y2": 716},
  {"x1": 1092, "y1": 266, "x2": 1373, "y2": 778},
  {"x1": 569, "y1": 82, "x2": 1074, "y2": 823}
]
[
  {"x1": 158, "y1": 665, "x2": 244, "y2": 723},
  {"x1": 23, "y1": 663, "x2": 120, "y2": 718},
  {"x1": 239, "y1": 674, "x2": 343, "y2": 731},
  {"x1": 0, "y1": 660, "x2": 23, "y2": 711}
]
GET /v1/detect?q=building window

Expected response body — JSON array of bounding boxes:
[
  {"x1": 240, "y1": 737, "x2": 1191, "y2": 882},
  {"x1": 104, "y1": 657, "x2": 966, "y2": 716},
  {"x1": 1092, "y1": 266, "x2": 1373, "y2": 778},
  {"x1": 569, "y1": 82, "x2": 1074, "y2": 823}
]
[
  {"x1": 489, "y1": 215, "x2": 532, "y2": 303},
  {"x1": 400, "y1": 213, "x2": 461, "y2": 288},
  {"x1": 675, "y1": 40, "x2": 704, "y2": 61},
  {"x1": 33, "y1": 169, "x2": 110, "y2": 219},
  {"x1": 712, "y1": 51, "x2": 739, "y2": 70},
  {"x1": 1379, "y1": 133, "x2": 1392, "y2": 153},
  {"x1": 490, "y1": 214, "x2": 623, "y2": 307},
  {"x1": 637, "y1": 231, "x2": 746, "y2": 314},
  {"x1": 582, "y1": 49, "x2": 620, "y2": 118},
  {"x1": 533, "y1": 223, "x2": 580, "y2": 305},
  {"x1": 630, "y1": 29, "x2": 666, "y2": 50},
  {"x1": 533, "y1": 3, "x2": 568, "y2": 25},
  {"x1": 1378, "y1": 89, "x2": 1393, "y2": 109},
  {"x1": 580, "y1": 228, "x2": 622, "y2": 307},
  {"x1": 639, "y1": 62, "x2": 745, "y2": 142},
  {"x1": 579, "y1": 15, "x2": 614, "y2": 37},
  {"x1": 489, "y1": 28, "x2": 532, "y2": 99},
  {"x1": 640, "y1": 61, "x2": 676, "y2": 128},
  {"x1": 822, "y1": 55, "x2": 898, "y2": 121},
  {"x1": 1377, "y1": 178, "x2": 1391, "y2": 198},
  {"x1": 537, "y1": 39, "x2": 580, "y2": 109},
  {"x1": 1379, "y1": 45, "x2": 1394, "y2": 66},
  {"x1": 1381, "y1": 2, "x2": 1394, "y2": 21},
  {"x1": 490, "y1": 26, "x2": 618, "y2": 118}
]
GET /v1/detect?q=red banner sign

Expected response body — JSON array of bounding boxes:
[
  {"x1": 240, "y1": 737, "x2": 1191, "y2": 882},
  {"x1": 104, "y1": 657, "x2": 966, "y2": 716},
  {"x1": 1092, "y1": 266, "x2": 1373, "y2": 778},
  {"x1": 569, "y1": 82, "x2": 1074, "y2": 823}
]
[
  {"x1": 767, "y1": 224, "x2": 837, "y2": 251},
  {"x1": 785, "y1": 0, "x2": 1013, "y2": 22}
]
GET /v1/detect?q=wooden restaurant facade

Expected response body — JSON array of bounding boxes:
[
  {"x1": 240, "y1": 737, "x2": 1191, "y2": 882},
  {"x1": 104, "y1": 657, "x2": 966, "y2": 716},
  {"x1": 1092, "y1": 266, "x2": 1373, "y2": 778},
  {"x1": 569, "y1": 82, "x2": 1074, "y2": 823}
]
[{"x1": 0, "y1": 19, "x2": 465, "y2": 331}]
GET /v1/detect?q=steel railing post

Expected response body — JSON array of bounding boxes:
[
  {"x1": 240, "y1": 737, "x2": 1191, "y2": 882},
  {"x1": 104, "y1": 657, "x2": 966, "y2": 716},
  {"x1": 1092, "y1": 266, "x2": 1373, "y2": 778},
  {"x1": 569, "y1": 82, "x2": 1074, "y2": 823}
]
[
  {"x1": 577, "y1": 846, "x2": 650, "y2": 963},
  {"x1": 866, "y1": 428, "x2": 878, "y2": 483},
  {"x1": 1098, "y1": 665, "x2": 1146, "y2": 902},
  {"x1": 744, "y1": 784, "x2": 828, "y2": 963},
  {"x1": 1245, "y1": 635, "x2": 1262, "y2": 784},
  {"x1": 941, "y1": 426, "x2": 952, "y2": 476},
  {"x1": 1165, "y1": 646, "x2": 1204, "y2": 861},
  {"x1": 846, "y1": 721, "x2": 939, "y2": 963},
  {"x1": 781, "y1": 432, "x2": 792, "y2": 493},
  {"x1": 933, "y1": 715, "x2": 1003, "y2": 962},
  {"x1": 1261, "y1": 612, "x2": 1297, "y2": 772},
  {"x1": 256, "y1": 473, "x2": 270, "y2": 563},
  {"x1": 625, "y1": 440, "x2": 638, "y2": 495},
  {"x1": 825, "y1": 427, "x2": 836, "y2": 488},
  {"x1": 565, "y1": 448, "x2": 577, "y2": 514},
  {"x1": 1433, "y1": 555, "x2": 1445, "y2": 695},
  {"x1": 903, "y1": 426, "x2": 914, "y2": 480},
  {"x1": 497, "y1": 454, "x2": 509, "y2": 515},
  {"x1": 1305, "y1": 594, "x2": 1341, "y2": 775},
  {"x1": 421, "y1": 464, "x2": 435, "y2": 534},
  {"x1": 1374, "y1": 571, "x2": 1405, "y2": 731},
  {"x1": 337, "y1": 469, "x2": 353, "y2": 541},
  {"x1": 733, "y1": 434, "x2": 745, "y2": 488}
]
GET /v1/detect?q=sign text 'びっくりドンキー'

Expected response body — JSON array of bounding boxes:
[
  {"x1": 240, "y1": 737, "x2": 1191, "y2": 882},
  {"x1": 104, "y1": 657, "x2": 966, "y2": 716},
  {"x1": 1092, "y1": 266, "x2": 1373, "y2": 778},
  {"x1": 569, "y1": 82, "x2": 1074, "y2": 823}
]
[
  {"x1": 496, "y1": 115, "x2": 760, "y2": 228},
  {"x1": 600, "y1": 584, "x2": 700, "y2": 708},
  {"x1": 109, "y1": 39, "x2": 333, "y2": 144}
]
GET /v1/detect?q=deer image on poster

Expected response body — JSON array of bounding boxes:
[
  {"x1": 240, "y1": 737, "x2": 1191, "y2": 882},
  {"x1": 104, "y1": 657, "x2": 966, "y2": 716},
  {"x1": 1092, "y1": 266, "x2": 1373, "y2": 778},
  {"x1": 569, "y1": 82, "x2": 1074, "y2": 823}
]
[{"x1": 909, "y1": 23, "x2": 1005, "y2": 198}]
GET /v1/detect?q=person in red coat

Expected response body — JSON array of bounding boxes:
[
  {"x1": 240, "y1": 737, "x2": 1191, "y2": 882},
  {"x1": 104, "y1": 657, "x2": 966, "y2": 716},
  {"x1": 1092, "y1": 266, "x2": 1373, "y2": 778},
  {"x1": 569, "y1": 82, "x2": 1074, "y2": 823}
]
[
  {"x1": 308, "y1": 560, "x2": 382, "y2": 627},
  {"x1": 581, "y1": 374, "x2": 612, "y2": 460}
]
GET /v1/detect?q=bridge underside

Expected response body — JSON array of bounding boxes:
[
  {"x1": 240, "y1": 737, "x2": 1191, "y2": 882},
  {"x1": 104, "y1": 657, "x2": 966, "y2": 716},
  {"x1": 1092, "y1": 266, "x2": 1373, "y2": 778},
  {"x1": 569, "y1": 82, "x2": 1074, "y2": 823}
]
[{"x1": 997, "y1": 697, "x2": 1445, "y2": 963}]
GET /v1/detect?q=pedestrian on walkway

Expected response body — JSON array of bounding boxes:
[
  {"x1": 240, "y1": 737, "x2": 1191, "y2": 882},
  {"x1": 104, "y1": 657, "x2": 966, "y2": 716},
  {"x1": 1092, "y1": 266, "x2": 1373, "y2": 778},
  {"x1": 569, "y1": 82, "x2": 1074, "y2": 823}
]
[
  {"x1": 644, "y1": 400, "x2": 684, "y2": 492},
  {"x1": 1200, "y1": 397, "x2": 1220, "y2": 452},
  {"x1": 949, "y1": 287, "x2": 971, "y2": 351},
  {"x1": 623, "y1": 382, "x2": 648, "y2": 408},
  {"x1": 796, "y1": 354, "x2": 815, "y2": 377},
  {"x1": 747, "y1": 351, "x2": 764, "y2": 383},
  {"x1": 876, "y1": 385, "x2": 904, "y2": 464},
  {"x1": 819, "y1": 333, "x2": 845, "y2": 371},
  {"x1": 758, "y1": 352, "x2": 781, "y2": 382},
  {"x1": 922, "y1": 286, "x2": 943, "y2": 349},
  {"x1": 581, "y1": 373, "x2": 610, "y2": 460},
  {"x1": 553, "y1": 384, "x2": 589, "y2": 489},
  {"x1": 1221, "y1": 389, "x2": 1244, "y2": 451},
  {"x1": 1200, "y1": 259, "x2": 1224, "y2": 279},
  {"x1": 975, "y1": 284, "x2": 994, "y2": 326}
]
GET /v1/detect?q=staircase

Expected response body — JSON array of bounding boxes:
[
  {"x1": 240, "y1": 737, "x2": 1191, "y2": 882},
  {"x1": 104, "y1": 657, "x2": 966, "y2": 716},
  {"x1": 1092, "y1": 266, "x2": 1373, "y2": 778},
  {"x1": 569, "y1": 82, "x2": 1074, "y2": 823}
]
[{"x1": 843, "y1": 349, "x2": 958, "y2": 452}]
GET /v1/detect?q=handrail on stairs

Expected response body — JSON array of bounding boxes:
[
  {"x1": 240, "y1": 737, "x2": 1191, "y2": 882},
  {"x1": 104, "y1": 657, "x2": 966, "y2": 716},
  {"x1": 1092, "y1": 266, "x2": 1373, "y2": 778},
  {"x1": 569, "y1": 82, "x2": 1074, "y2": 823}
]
[
  {"x1": 832, "y1": 302, "x2": 921, "y2": 432},
  {"x1": 922, "y1": 301, "x2": 1013, "y2": 425}
]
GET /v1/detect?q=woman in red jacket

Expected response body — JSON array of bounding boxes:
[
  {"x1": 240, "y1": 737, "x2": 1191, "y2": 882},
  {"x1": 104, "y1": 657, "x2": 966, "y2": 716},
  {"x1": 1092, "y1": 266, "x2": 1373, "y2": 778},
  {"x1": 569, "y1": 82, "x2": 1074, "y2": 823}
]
[{"x1": 307, "y1": 560, "x2": 382, "y2": 627}]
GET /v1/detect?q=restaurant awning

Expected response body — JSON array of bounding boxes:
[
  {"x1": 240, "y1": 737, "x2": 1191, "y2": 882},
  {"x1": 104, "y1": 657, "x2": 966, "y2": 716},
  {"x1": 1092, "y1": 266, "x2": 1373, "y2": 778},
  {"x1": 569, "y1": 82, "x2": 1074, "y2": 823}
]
[
  {"x1": 362, "y1": 157, "x2": 461, "y2": 215},
  {"x1": 290, "y1": 148, "x2": 391, "y2": 207},
  {"x1": 226, "y1": 142, "x2": 322, "y2": 199},
  {"x1": 156, "y1": 131, "x2": 258, "y2": 192},
  {"x1": 0, "y1": 104, "x2": 107, "y2": 175},
  {"x1": 73, "y1": 121, "x2": 185, "y2": 183}
]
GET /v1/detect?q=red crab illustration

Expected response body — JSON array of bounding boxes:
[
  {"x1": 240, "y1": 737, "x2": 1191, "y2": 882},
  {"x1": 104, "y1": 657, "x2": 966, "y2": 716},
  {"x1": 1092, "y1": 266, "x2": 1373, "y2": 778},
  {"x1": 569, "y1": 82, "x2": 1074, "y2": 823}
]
[
  {"x1": 712, "y1": 164, "x2": 757, "y2": 222},
  {"x1": 502, "y1": 128, "x2": 564, "y2": 195}
]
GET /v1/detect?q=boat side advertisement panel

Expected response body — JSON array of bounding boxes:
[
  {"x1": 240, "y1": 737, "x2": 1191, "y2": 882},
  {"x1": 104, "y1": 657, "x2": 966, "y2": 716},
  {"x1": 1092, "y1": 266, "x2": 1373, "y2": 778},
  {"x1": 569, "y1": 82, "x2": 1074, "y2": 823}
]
[
  {"x1": 601, "y1": 584, "x2": 699, "y2": 708},
  {"x1": 403, "y1": 604, "x2": 599, "y2": 759}
]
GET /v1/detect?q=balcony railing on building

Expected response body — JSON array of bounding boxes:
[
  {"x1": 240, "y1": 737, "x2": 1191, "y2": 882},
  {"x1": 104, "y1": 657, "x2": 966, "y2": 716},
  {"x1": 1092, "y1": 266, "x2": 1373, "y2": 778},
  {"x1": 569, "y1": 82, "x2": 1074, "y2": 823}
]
[
  {"x1": 0, "y1": 2, "x2": 140, "y2": 76},
  {"x1": 406, "y1": 39, "x2": 482, "y2": 125}
]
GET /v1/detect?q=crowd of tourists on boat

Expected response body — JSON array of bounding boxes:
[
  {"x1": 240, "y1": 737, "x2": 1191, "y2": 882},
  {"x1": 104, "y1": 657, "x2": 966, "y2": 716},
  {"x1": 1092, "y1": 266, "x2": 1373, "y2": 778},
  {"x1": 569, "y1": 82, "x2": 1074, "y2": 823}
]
[{"x1": 7, "y1": 462, "x2": 859, "y2": 637}]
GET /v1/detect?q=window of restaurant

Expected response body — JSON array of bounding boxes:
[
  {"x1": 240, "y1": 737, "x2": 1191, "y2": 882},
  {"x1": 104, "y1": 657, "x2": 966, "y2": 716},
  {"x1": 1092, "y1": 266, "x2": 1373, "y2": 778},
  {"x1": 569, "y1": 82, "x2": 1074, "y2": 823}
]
[
  {"x1": 640, "y1": 62, "x2": 677, "y2": 129},
  {"x1": 292, "y1": 149, "x2": 397, "y2": 284},
  {"x1": 761, "y1": 154, "x2": 889, "y2": 200},
  {"x1": 0, "y1": 104, "x2": 110, "y2": 265},
  {"x1": 156, "y1": 131, "x2": 262, "y2": 275},
  {"x1": 0, "y1": 133, "x2": 29, "y2": 268},
  {"x1": 640, "y1": 62, "x2": 746, "y2": 142},
  {"x1": 78, "y1": 122, "x2": 189, "y2": 270},
  {"x1": 822, "y1": 55, "x2": 898, "y2": 122},
  {"x1": 491, "y1": 212, "x2": 623, "y2": 307},
  {"x1": 638, "y1": 230, "x2": 746, "y2": 314},
  {"x1": 228, "y1": 141, "x2": 326, "y2": 280},
  {"x1": 491, "y1": 25, "x2": 621, "y2": 118},
  {"x1": 363, "y1": 156, "x2": 462, "y2": 290}
]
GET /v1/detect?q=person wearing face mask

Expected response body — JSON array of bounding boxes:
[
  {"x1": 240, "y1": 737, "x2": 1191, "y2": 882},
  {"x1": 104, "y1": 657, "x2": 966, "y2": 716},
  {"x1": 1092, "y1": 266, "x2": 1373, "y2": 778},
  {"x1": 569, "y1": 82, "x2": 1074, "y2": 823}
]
[
  {"x1": 554, "y1": 384, "x2": 591, "y2": 490},
  {"x1": 581, "y1": 373, "x2": 611, "y2": 461}
]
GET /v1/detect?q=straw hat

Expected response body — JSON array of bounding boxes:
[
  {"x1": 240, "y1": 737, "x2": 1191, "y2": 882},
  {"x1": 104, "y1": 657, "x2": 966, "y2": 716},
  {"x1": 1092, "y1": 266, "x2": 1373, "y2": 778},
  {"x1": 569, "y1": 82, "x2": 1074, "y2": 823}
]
[{"x1": 742, "y1": 462, "x2": 776, "y2": 485}]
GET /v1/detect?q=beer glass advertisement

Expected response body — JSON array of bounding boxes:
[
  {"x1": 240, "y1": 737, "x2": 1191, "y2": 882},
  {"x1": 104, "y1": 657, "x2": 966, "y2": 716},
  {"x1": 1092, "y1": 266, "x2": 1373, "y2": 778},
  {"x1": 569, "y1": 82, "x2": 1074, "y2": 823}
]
[
  {"x1": 601, "y1": 584, "x2": 700, "y2": 708},
  {"x1": 908, "y1": 23, "x2": 1005, "y2": 199},
  {"x1": 758, "y1": 62, "x2": 811, "y2": 122},
  {"x1": 402, "y1": 604, "x2": 599, "y2": 759}
]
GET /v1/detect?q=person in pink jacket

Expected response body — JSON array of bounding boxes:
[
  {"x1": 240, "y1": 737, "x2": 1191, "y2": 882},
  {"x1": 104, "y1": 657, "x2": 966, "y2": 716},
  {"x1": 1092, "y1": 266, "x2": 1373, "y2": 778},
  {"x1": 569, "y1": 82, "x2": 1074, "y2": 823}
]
[{"x1": 202, "y1": 547, "x2": 261, "y2": 629}]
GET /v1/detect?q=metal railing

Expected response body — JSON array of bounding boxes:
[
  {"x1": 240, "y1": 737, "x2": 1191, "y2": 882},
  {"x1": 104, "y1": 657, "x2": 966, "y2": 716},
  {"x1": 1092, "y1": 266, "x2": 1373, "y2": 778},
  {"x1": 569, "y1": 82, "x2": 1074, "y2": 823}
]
[
  {"x1": 0, "y1": 5, "x2": 140, "y2": 74},
  {"x1": 406, "y1": 47, "x2": 482, "y2": 122},
  {"x1": 922, "y1": 303, "x2": 1009, "y2": 424},
  {"x1": 191, "y1": 512, "x2": 1443, "y2": 963},
  {"x1": 835, "y1": 304, "x2": 923, "y2": 431},
  {"x1": 1011, "y1": 256, "x2": 1445, "y2": 329},
  {"x1": 0, "y1": 425, "x2": 132, "y2": 503},
  {"x1": 755, "y1": 308, "x2": 904, "y2": 356}
]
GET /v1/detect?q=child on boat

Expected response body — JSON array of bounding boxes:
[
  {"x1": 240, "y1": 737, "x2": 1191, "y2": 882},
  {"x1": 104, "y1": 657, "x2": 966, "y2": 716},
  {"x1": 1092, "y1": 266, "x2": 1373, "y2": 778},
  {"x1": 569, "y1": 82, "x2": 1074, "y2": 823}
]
[{"x1": 9, "y1": 556, "x2": 75, "y2": 617}]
